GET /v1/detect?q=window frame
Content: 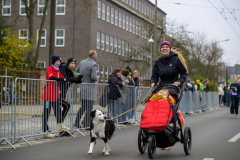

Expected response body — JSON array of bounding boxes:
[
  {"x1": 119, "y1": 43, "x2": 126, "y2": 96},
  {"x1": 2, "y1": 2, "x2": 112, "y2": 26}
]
[
  {"x1": 122, "y1": 40, "x2": 125, "y2": 56},
  {"x1": 111, "y1": 7, "x2": 114, "y2": 24},
  {"x1": 106, "y1": 35, "x2": 109, "y2": 52},
  {"x1": 118, "y1": 39, "x2": 121, "y2": 55},
  {"x1": 115, "y1": 10, "x2": 118, "y2": 26},
  {"x1": 38, "y1": 0, "x2": 47, "y2": 15},
  {"x1": 122, "y1": 14, "x2": 125, "y2": 29},
  {"x1": 101, "y1": 33, "x2": 105, "y2": 50},
  {"x1": 110, "y1": 36, "x2": 113, "y2": 53},
  {"x1": 129, "y1": 17, "x2": 132, "y2": 32},
  {"x1": 136, "y1": 20, "x2": 138, "y2": 35},
  {"x1": 97, "y1": 0, "x2": 101, "y2": 18},
  {"x1": 126, "y1": 16, "x2": 129, "y2": 31},
  {"x1": 114, "y1": 37, "x2": 117, "y2": 54},
  {"x1": 37, "y1": 61, "x2": 46, "y2": 68},
  {"x1": 97, "y1": 31, "x2": 100, "y2": 49},
  {"x1": 136, "y1": 0, "x2": 138, "y2": 10},
  {"x1": 2, "y1": 0, "x2": 11, "y2": 16},
  {"x1": 56, "y1": 0, "x2": 66, "y2": 15},
  {"x1": 107, "y1": 5, "x2": 110, "y2": 22},
  {"x1": 19, "y1": 0, "x2": 29, "y2": 16},
  {"x1": 102, "y1": 2, "x2": 105, "y2": 20},
  {"x1": 105, "y1": 65, "x2": 108, "y2": 81},
  {"x1": 36, "y1": 29, "x2": 46, "y2": 47},
  {"x1": 119, "y1": 12, "x2": 122, "y2": 28},
  {"x1": 55, "y1": 29, "x2": 65, "y2": 47},
  {"x1": 132, "y1": 19, "x2": 135, "y2": 34},
  {"x1": 100, "y1": 65, "x2": 104, "y2": 81},
  {"x1": 19, "y1": 29, "x2": 28, "y2": 47}
]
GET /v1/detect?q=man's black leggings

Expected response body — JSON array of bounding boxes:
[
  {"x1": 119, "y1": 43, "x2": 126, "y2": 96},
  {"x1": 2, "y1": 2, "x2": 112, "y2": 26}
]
[{"x1": 230, "y1": 97, "x2": 239, "y2": 115}]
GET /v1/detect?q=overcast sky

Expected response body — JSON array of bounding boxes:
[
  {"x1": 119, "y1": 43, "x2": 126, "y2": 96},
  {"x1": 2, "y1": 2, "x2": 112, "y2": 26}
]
[{"x1": 149, "y1": 0, "x2": 240, "y2": 66}]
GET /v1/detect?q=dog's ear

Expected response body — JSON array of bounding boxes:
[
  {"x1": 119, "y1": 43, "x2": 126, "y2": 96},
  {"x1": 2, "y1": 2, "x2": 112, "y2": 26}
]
[{"x1": 90, "y1": 110, "x2": 96, "y2": 119}]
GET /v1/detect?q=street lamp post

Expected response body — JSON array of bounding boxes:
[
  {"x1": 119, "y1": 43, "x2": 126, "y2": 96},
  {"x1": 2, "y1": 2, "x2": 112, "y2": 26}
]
[
  {"x1": 214, "y1": 39, "x2": 229, "y2": 91},
  {"x1": 148, "y1": 36, "x2": 154, "y2": 79}
]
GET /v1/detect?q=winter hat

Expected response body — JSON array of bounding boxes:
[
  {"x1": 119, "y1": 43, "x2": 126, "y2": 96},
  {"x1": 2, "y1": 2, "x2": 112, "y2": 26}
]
[
  {"x1": 67, "y1": 58, "x2": 76, "y2": 66},
  {"x1": 160, "y1": 41, "x2": 171, "y2": 50},
  {"x1": 52, "y1": 55, "x2": 61, "y2": 65},
  {"x1": 187, "y1": 78, "x2": 191, "y2": 83},
  {"x1": 196, "y1": 80, "x2": 200, "y2": 83},
  {"x1": 126, "y1": 66, "x2": 132, "y2": 73}
]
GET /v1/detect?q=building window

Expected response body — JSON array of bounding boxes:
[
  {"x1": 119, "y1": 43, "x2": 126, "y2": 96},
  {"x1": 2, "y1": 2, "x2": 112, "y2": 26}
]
[
  {"x1": 110, "y1": 36, "x2": 113, "y2": 53},
  {"x1": 139, "y1": 22, "x2": 141, "y2": 37},
  {"x1": 132, "y1": 19, "x2": 135, "y2": 34},
  {"x1": 107, "y1": 5, "x2": 110, "y2": 22},
  {"x1": 126, "y1": 16, "x2": 129, "y2": 31},
  {"x1": 136, "y1": 21, "x2": 138, "y2": 35},
  {"x1": 111, "y1": 8, "x2": 114, "y2": 24},
  {"x1": 119, "y1": 12, "x2": 122, "y2": 28},
  {"x1": 102, "y1": 3, "x2": 105, "y2": 20},
  {"x1": 136, "y1": 0, "x2": 138, "y2": 10},
  {"x1": 144, "y1": 4, "x2": 146, "y2": 15},
  {"x1": 109, "y1": 66, "x2": 113, "y2": 75},
  {"x1": 129, "y1": 17, "x2": 132, "y2": 32},
  {"x1": 19, "y1": 29, "x2": 28, "y2": 46},
  {"x1": 138, "y1": 1, "x2": 141, "y2": 12},
  {"x1": 38, "y1": 0, "x2": 47, "y2": 15},
  {"x1": 98, "y1": 0, "x2": 101, "y2": 18},
  {"x1": 37, "y1": 29, "x2": 46, "y2": 47},
  {"x1": 106, "y1": 35, "x2": 109, "y2": 52},
  {"x1": 115, "y1": 10, "x2": 118, "y2": 26},
  {"x1": 126, "y1": 0, "x2": 128, "y2": 4},
  {"x1": 20, "y1": 0, "x2": 28, "y2": 16},
  {"x1": 122, "y1": 14, "x2": 125, "y2": 29},
  {"x1": 105, "y1": 66, "x2": 108, "y2": 81},
  {"x1": 132, "y1": 0, "x2": 135, "y2": 8},
  {"x1": 2, "y1": 0, "x2": 11, "y2": 16},
  {"x1": 56, "y1": 0, "x2": 66, "y2": 15},
  {"x1": 55, "y1": 29, "x2": 65, "y2": 47},
  {"x1": 122, "y1": 41, "x2": 124, "y2": 56},
  {"x1": 125, "y1": 42, "x2": 128, "y2": 57},
  {"x1": 101, "y1": 33, "x2": 105, "y2": 50},
  {"x1": 147, "y1": 6, "x2": 149, "y2": 17},
  {"x1": 129, "y1": 43, "x2": 132, "y2": 58},
  {"x1": 97, "y1": 31, "x2": 100, "y2": 49},
  {"x1": 100, "y1": 65, "x2": 104, "y2": 81},
  {"x1": 141, "y1": 3, "x2": 144, "y2": 13},
  {"x1": 129, "y1": 0, "x2": 131, "y2": 6},
  {"x1": 118, "y1": 39, "x2": 121, "y2": 55},
  {"x1": 114, "y1": 38, "x2": 117, "y2": 54},
  {"x1": 37, "y1": 61, "x2": 46, "y2": 68}
]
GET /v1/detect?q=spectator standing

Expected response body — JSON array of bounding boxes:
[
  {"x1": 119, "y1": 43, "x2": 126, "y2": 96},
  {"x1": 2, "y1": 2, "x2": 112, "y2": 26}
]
[
  {"x1": 108, "y1": 69, "x2": 125, "y2": 123},
  {"x1": 187, "y1": 78, "x2": 195, "y2": 92},
  {"x1": 42, "y1": 56, "x2": 70, "y2": 139},
  {"x1": 196, "y1": 80, "x2": 203, "y2": 100},
  {"x1": 225, "y1": 86, "x2": 231, "y2": 107},
  {"x1": 218, "y1": 84, "x2": 224, "y2": 105},
  {"x1": 205, "y1": 79, "x2": 210, "y2": 92},
  {"x1": 230, "y1": 78, "x2": 240, "y2": 118},
  {"x1": 74, "y1": 50, "x2": 99, "y2": 128}
]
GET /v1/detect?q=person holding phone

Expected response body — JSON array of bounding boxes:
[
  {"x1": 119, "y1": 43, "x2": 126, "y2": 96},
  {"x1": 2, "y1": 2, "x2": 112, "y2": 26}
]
[{"x1": 230, "y1": 77, "x2": 240, "y2": 118}]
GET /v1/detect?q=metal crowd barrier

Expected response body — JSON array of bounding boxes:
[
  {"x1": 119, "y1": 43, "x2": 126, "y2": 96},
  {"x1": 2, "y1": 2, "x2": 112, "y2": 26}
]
[
  {"x1": 0, "y1": 76, "x2": 220, "y2": 149},
  {"x1": 0, "y1": 76, "x2": 15, "y2": 149}
]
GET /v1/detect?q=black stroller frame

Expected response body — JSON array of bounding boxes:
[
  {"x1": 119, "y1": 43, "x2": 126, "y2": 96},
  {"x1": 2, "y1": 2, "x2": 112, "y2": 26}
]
[{"x1": 138, "y1": 84, "x2": 192, "y2": 159}]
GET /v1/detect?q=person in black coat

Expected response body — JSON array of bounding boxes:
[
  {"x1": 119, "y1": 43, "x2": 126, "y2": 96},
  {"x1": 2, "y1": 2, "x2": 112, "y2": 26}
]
[
  {"x1": 107, "y1": 69, "x2": 125, "y2": 123},
  {"x1": 205, "y1": 79, "x2": 210, "y2": 92},
  {"x1": 59, "y1": 58, "x2": 83, "y2": 99},
  {"x1": 150, "y1": 41, "x2": 187, "y2": 87}
]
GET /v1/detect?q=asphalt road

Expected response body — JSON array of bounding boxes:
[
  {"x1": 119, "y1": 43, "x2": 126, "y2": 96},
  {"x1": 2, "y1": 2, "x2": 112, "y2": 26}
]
[{"x1": 1, "y1": 108, "x2": 240, "y2": 160}]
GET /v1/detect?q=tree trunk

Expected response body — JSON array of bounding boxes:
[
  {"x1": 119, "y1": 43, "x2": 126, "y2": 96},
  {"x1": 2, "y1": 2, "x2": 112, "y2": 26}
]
[
  {"x1": 26, "y1": 0, "x2": 34, "y2": 69},
  {"x1": 49, "y1": 0, "x2": 56, "y2": 67},
  {"x1": 34, "y1": 0, "x2": 49, "y2": 66}
]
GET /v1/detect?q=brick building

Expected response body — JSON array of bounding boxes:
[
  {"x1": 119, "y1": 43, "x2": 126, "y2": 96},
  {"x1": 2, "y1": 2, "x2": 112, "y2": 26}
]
[{"x1": 1, "y1": 0, "x2": 166, "y2": 83}]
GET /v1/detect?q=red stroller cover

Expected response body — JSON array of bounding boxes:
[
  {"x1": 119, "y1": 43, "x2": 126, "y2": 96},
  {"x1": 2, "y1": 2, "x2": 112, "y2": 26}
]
[{"x1": 140, "y1": 100, "x2": 173, "y2": 131}]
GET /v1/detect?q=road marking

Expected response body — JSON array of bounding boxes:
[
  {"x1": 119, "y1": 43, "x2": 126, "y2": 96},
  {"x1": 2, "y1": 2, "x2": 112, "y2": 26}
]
[
  {"x1": 203, "y1": 158, "x2": 214, "y2": 160},
  {"x1": 228, "y1": 133, "x2": 240, "y2": 142}
]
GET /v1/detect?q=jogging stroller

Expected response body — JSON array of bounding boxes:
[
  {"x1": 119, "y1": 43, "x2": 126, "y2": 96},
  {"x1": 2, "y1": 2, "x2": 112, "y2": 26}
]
[{"x1": 138, "y1": 84, "x2": 192, "y2": 159}]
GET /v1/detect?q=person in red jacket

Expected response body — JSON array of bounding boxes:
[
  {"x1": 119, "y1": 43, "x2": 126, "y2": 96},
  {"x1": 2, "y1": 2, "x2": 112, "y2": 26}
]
[{"x1": 42, "y1": 55, "x2": 70, "y2": 138}]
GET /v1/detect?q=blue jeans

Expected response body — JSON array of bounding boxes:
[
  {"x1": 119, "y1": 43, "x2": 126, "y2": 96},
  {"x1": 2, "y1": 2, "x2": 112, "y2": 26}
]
[{"x1": 117, "y1": 103, "x2": 124, "y2": 123}]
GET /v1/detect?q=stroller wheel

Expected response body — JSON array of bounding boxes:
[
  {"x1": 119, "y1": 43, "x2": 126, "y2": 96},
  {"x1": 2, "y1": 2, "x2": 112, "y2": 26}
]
[
  {"x1": 138, "y1": 128, "x2": 147, "y2": 153},
  {"x1": 147, "y1": 135, "x2": 156, "y2": 159},
  {"x1": 183, "y1": 127, "x2": 192, "y2": 155}
]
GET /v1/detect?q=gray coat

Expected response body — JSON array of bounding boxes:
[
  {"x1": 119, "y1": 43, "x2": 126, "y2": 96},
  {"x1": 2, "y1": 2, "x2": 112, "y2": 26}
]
[
  {"x1": 76, "y1": 58, "x2": 98, "y2": 101},
  {"x1": 118, "y1": 75, "x2": 129, "y2": 104}
]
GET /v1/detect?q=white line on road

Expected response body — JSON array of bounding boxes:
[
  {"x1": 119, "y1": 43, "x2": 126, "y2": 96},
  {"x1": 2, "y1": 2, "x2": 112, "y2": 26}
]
[
  {"x1": 203, "y1": 158, "x2": 214, "y2": 160},
  {"x1": 228, "y1": 133, "x2": 240, "y2": 142}
]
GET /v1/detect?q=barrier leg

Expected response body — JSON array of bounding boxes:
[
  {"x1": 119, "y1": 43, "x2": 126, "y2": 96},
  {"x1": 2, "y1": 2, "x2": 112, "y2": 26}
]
[
  {"x1": 59, "y1": 131, "x2": 75, "y2": 138},
  {"x1": 72, "y1": 129, "x2": 85, "y2": 136},
  {"x1": 0, "y1": 139, "x2": 16, "y2": 149},
  {"x1": 13, "y1": 137, "x2": 31, "y2": 146}
]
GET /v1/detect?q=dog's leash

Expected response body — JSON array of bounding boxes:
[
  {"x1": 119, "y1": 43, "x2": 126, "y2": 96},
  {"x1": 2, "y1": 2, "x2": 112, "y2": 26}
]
[{"x1": 107, "y1": 86, "x2": 154, "y2": 121}]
